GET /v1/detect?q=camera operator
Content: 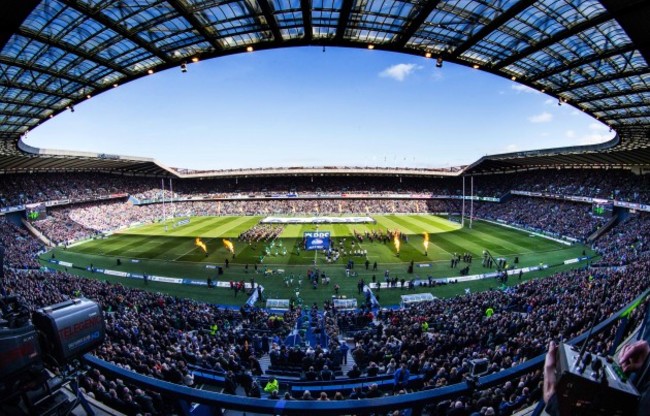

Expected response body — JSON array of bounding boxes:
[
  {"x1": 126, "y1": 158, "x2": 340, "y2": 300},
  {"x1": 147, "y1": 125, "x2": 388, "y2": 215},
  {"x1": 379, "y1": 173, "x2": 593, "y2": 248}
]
[{"x1": 543, "y1": 305, "x2": 650, "y2": 416}]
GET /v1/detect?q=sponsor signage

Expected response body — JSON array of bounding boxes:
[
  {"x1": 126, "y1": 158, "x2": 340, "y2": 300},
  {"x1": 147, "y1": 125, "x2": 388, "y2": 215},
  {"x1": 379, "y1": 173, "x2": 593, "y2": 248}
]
[{"x1": 304, "y1": 231, "x2": 331, "y2": 250}]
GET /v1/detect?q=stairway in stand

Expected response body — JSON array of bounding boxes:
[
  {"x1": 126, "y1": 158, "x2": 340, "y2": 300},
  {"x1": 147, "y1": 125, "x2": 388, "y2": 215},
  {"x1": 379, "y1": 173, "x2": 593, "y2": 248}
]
[
  {"x1": 338, "y1": 338, "x2": 356, "y2": 374},
  {"x1": 258, "y1": 354, "x2": 271, "y2": 374}
]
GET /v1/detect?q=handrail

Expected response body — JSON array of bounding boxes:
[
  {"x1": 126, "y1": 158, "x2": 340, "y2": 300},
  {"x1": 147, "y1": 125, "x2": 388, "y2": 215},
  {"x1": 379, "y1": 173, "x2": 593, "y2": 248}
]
[{"x1": 82, "y1": 288, "x2": 649, "y2": 415}]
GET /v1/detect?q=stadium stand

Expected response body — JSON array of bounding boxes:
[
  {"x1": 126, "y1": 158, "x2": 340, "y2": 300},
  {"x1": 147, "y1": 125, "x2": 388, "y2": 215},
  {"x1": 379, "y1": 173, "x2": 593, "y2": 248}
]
[
  {"x1": 1, "y1": 0, "x2": 650, "y2": 415},
  {"x1": 2, "y1": 217, "x2": 649, "y2": 413}
]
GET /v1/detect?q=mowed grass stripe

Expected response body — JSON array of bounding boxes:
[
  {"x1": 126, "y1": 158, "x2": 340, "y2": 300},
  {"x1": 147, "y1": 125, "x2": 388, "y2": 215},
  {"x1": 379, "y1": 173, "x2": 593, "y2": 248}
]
[
  {"x1": 463, "y1": 227, "x2": 534, "y2": 255},
  {"x1": 388, "y1": 215, "x2": 451, "y2": 235},
  {"x1": 109, "y1": 235, "x2": 179, "y2": 259},
  {"x1": 279, "y1": 224, "x2": 305, "y2": 238},
  {"x1": 69, "y1": 215, "x2": 579, "y2": 271},
  {"x1": 338, "y1": 222, "x2": 386, "y2": 237},
  {"x1": 435, "y1": 221, "x2": 546, "y2": 255},
  {"x1": 178, "y1": 216, "x2": 261, "y2": 238},
  {"x1": 401, "y1": 232, "x2": 453, "y2": 258},
  {"x1": 432, "y1": 222, "x2": 529, "y2": 257},
  {"x1": 71, "y1": 237, "x2": 126, "y2": 254},
  {"x1": 362, "y1": 217, "x2": 439, "y2": 260},
  {"x1": 440, "y1": 231, "x2": 506, "y2": 257},
  {"x1": 280, "y1": 218, "x2": 392, "y2": 240},
  {"x1": 400, "y1": 219, "x2": 460, "y2": 256},
  {"x1": 225, "y1": 217, "x2": 264, "y2": 238},
  {"x1": 469, "y1": 221, "x2": 560, "y2": 252},
  {"x1": 74, "y1": 236, "x2": 144, "y2": 257},
  {"x1": 171, "y1": 216, "x2": 234, "y2": 236},
  {"x1": 383, "y1": 216, "x2": 442, "y2": 254},
  {"x1": 191, "y1": 217, "x2": 236, "y2": 237},
  {"x1": 329, "y1": 224, "x2": 345, "y2": 236},
  {"x1": 386, "y1": 216, "x2": 468, "y2": 257},
  {"x1": 407, "y1": 215, "x2": 461, "y2": 232},
  {"x1": 470, "y1": 221, "x2": 556, "y2": 249},
  {"x1": 118, "y1": 216, "x2": 214, "y2": 236},
  {"x1": 374, "y1": 216, "x2": 418, "y2": 234},
  {"x1": 143, "y1": 237, "x2": 198, "y2": 261},
  {"x1": 120, "y1": 216, "x2": 257, "y2": 238},
  {"x1": 93, "y1": 238, "x2": 167, "y2": 258},
  {"x1": 94, "y1": 235, "x2": 156, "y2": 256},
  {"x1": 455, "y1": 226, "x2": 532, "y2": 255},
  {"x1": 168, "y1": 216, "x2": 239, "y2": 237},
  {"x1": 112, "y1": 222, "x2": 160, "y2": 235}
]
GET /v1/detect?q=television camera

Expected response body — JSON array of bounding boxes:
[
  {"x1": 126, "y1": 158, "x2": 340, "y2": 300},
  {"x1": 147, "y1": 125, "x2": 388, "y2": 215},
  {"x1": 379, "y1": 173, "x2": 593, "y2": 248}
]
[{"x1": 0, "y1": 295, "x2": 105, "y2": 415}]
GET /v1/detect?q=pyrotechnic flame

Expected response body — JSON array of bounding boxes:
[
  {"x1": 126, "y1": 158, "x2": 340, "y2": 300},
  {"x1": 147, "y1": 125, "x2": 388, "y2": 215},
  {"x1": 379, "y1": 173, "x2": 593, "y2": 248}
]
[
  {"x1": 423, "y1": 232, "x2": 429, "y2": 250},
  {"x1": 195, "y1": 237, "x2": 207, "y2": 253},
  {"x1": 223, "y1": 239, "x2": 235, "y2": 254},
  {"x1": 394, "y1": 231, "x2": 400, "y2": 253}
]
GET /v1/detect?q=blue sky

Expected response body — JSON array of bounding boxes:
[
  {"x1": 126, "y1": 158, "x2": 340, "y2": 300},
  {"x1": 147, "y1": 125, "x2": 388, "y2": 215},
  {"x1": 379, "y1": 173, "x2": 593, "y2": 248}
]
[{"x1": 25, "y1": 47, "x2": 614, "y2": 170}]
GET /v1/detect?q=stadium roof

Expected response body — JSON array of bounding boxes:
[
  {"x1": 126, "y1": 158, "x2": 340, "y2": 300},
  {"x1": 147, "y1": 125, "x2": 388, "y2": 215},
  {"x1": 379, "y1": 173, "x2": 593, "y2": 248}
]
[{"x1": 0, "y1": 0, "x2": 649, "y2": 175}]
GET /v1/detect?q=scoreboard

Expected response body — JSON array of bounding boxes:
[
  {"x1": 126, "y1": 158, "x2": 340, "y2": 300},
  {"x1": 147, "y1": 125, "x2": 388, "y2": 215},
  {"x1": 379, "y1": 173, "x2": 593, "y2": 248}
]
[
  {"x1": 25, "y1": 203, "x2": 46, "y2": 221},
  {"x1": 592, "y1": 199, "x2": 613, "y2": 217}
]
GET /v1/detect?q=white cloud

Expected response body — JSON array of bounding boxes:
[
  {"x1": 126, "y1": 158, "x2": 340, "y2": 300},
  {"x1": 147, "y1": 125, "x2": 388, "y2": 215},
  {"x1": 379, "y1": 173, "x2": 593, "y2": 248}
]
[
  {"x1": 565, "y1": 130, "x2": 575, "y2": 138},
  {"x1": 511, "y1": 84, "x2": 539, "y2": 94},
  {"x1": 528, "y1": 111, "x2": 553, "y2": 123},
  {"x1": 504, "y1": 144, "x2": 519, "y2": 152},
  {"x1": 379, "y1": 63, "x2": 421, "y2": 81},
  {"x1": 544, "y1": 98, "x2": 555, "y2": 105}
]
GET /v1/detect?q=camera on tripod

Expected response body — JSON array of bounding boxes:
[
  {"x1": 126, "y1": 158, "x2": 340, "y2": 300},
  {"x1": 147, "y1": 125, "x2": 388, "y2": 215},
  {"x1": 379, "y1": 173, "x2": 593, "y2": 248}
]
[{"x1": 0, "y1": 296, "x2": 105, "y2": 415}]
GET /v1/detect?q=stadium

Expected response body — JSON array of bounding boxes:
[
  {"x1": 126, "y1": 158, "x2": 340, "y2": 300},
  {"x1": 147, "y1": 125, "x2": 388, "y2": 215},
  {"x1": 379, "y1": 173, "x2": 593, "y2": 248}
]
[{"x1": 1, "y1": 1, "x2": 649, "y2": 416}]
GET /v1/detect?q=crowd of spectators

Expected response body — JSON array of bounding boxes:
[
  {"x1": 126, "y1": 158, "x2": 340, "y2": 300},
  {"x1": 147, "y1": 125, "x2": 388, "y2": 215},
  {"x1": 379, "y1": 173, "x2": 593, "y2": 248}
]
[
  {"x1": 507, "y1": 168, "x2": 650, "y2": 203},
  {"x1": 32, "y1": 199, "x2": 454, "y2": 245},
  {"x1": 1, "y1": 267, "x2": 299, "y2": 414},
  {"x1": 592, "y1": 211, "x2": 650, "y2": 266},
  {"x1": 31, "y1": 206, "x2": 99, "y2": 245},
  {"x1": 474, "y1": 197, "x2": 607, "y2": 241},
  {"x1": 0, "y1": 217, "x2": 44, "y2": 269},
  {"x1": 336, "y1": 260, "x2": 648, "y2": 414},
  {"x1": 0, "y1": 172, "x2": 492, "y2": 208},
  {"x1": 2, "y1": 239, "x2": 647, "y2": 415},
  {"x1": 68, "y1": 200, "x2": 161, "y2": 232},
  {"x1": 3, "y1": 168, "x2": 650, "y2": 415},
  {"x1": 2, "y1": 169, "x2": 650, "y2": 213},
  {"x1": 0, "y1": 173, "x2": 155, "y2": 208}
]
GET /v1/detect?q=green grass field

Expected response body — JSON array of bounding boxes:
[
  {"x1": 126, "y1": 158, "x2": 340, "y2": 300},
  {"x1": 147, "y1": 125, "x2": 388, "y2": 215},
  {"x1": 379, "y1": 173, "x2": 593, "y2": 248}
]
[{"x1": 43, "y1": 215, "x2": 595, "y2": 307}]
